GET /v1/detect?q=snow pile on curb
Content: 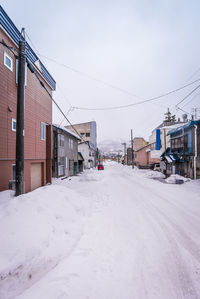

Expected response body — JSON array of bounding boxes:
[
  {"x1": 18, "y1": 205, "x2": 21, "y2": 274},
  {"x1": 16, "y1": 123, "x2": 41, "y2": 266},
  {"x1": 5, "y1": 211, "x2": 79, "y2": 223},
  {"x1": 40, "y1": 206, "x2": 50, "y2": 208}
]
[
  {"x1": 0, "y1": 185, "x2": 91, "y2": 299},
  {"x1": 145, "y1": 170, "x2": 165, "y2": 179},
  {"x1": 165, "y1": 174, "x2": 191, "y2": 184}
]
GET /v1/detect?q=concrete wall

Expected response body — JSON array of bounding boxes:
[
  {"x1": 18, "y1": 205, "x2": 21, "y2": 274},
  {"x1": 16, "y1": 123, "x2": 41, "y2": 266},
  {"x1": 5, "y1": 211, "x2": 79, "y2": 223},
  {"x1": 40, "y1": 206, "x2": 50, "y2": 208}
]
[
  {"x1": 52, "y1": 128, "x2": 78, "y2": 178},
  {"x1": 66, "y1": 121, "x2": 97, "y2": 149}
]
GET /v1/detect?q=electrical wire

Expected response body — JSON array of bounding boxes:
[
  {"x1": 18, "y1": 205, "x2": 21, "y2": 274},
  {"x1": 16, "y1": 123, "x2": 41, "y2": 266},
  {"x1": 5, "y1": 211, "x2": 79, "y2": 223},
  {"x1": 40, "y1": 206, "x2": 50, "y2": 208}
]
[
  {"x1": 25, "y1": 34, "x2": 200, "y2": 113},
  {"x1": 37, "y1": 53, "x2": 143, "y2": 100},
  {"x1": 26, "y1": 58, "x2": 88, "y2": 144},
  {"x1": 0, "y1": 40, "x2": 18, "y2": 57},
  {"x1": 175, "y1": 84, "x2": 200, "y2": 108},
  {"x1": 72, "y1": 78, "x2": 200, "y2": 111},
  {"x1": 182, "y1": 91, "x2": 200, "y2": 108}
]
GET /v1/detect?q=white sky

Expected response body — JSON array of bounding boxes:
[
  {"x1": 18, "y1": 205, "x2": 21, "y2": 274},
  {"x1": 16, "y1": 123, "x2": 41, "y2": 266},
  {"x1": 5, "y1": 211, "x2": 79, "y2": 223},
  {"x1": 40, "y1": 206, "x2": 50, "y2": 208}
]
[{"x1": 2, "y1": 0, "x2": 200, "y2": 145}]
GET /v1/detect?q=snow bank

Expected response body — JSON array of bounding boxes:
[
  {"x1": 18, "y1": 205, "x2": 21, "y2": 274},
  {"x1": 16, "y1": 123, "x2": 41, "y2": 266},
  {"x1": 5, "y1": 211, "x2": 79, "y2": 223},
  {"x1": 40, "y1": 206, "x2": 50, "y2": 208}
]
[
  {"x1": 144, "y1": 170, "x2": 165, "y2": 179},
  {"x1": 165, "y1": 174, "x2": 191, "y2": 184},
  {"x1": 0, "y1": 185, "x2": 91, "y2": 299}
]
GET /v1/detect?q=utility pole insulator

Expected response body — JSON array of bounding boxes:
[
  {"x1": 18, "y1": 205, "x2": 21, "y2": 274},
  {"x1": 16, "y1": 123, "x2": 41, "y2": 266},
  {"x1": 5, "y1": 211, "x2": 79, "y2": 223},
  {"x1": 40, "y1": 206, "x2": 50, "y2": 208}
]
[{"x1": 15, "y1": 39, "x2": 26, "y2": 196}]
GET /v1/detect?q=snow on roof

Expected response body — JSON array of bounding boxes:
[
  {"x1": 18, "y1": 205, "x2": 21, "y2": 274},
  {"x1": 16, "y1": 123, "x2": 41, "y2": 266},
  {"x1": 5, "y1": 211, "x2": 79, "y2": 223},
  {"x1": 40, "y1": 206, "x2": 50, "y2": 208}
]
[{"x1": 53, "y1": 124, "x2": 81, "y2": 140}]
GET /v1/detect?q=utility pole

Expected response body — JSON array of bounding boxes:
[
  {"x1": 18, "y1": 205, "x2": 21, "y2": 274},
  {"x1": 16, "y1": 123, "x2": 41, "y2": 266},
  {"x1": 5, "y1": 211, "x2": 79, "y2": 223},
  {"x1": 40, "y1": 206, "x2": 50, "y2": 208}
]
[
  {"x1": 131, "y1": 129, "x2": 134, "y2": 168},
  {"x1": 15, "y1": 33, "x2": 26, "y2": 196},
  {"x1": 121, "y1": 142, "x2": 126, "y2": 165}
]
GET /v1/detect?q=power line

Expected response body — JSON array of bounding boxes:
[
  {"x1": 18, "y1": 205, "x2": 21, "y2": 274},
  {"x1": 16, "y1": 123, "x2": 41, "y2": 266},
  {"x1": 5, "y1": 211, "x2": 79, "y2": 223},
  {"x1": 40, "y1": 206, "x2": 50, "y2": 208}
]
[
  {"x1": 37, "y1": 53, "x2": 143, "y2": 100},
  {"x1": 176, "y1": 106, "x2": 193, "y2": 116},
  {"x1": 184, "y1": 66, "x2": 200, "y2": 83},
  {"x1": 24, "y1": 35, "x2": 200, "y2": 113},
  {"x1": 72, "y1": 78, "x2": 200, "y2": 111},
  {"x1": 175, "y1": 84, "x2": 200, "y2": 108},
  {"x1": 0, "y1": 40, "x2": 18, "y2": 57},
  {"x1": 182, "y1": 91, "x2": 200, "y2": 108},
  {"x1": 26, "y1": 58, "x2": 87, "y2": 144}
]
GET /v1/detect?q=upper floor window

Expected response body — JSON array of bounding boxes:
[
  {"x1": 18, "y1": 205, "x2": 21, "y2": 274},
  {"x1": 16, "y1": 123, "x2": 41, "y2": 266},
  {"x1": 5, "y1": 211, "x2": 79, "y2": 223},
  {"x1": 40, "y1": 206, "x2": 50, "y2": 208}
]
[
  {"x1": 58, "y1": 134, "x2": 64, "y2": 147},
  {"x1": 86, "y1": 132, "x2": 90, "y2": 137},
  {"x1": 4, "y1": 52, "x2": 13, "y2": 71},
  {"x1": 41, "y1": 123, "x2": 45, "y2": 140},
  {"x1": 12, "y1": 118, "x2": 16, "y2": 132},
  {"x1": 69, "y1": 138, "x2": 73, "y2": 149},
  {"x1": 80, "y1": 133, "x2": 85, "y2": 136}
]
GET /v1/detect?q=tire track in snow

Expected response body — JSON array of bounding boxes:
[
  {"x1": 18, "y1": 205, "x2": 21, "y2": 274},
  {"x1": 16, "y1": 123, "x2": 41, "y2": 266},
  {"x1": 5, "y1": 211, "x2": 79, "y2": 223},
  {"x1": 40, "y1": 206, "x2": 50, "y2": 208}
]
[
  {"x1": 118, "y1": 172, "x2": 199, "y2": 298},
  {"x1": 134, "y1": 190, "x2": 200, "y2": 299}
]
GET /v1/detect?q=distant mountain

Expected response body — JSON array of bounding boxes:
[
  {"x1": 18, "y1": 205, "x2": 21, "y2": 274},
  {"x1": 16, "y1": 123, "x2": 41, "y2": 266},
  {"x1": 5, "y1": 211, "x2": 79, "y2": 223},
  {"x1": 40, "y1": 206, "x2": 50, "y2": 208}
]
[{"x1": 98, "y1": 139, "x2": 130, "y2": 154}]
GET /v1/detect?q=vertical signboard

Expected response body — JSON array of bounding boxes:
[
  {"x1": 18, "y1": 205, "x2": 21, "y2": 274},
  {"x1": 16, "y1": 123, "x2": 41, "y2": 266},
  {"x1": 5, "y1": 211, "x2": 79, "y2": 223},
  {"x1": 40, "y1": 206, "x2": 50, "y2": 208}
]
[{"x1": 156, "y1": 129, "x2": 161, "y2": 150}]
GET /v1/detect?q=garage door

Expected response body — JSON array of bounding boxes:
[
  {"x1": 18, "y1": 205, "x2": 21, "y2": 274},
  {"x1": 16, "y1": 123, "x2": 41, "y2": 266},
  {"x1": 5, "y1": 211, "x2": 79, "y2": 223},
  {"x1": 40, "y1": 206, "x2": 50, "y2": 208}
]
[{"x1": 31, "y1": 163, "x2": 42, "y2": 191}]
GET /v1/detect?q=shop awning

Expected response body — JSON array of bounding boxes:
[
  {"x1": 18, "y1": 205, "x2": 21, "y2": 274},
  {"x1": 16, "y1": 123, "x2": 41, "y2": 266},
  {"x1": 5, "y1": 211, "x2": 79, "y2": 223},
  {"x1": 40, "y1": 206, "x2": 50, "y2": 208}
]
[{"x1": 165, "y1": 153, "x2": 180, "y2": 163}]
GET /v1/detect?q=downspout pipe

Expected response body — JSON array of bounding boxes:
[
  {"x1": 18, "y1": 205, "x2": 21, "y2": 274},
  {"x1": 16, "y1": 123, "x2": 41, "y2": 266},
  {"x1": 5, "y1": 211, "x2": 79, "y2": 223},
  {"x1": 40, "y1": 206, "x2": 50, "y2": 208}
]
[{"x1": 194, "y1": 125, "x2": 197, "y2": 180}]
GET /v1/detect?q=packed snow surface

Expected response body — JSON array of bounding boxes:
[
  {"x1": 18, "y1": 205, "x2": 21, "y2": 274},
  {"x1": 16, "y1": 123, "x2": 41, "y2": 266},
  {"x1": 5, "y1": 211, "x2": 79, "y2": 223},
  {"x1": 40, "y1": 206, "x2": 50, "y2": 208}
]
[{"x1": 0, "y1": 162, "x2": 200, "y2": 299}]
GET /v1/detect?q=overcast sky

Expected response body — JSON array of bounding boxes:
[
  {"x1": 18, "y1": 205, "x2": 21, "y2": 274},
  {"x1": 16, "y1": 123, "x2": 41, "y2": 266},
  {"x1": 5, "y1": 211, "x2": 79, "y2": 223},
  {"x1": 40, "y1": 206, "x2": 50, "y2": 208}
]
[{"x1": 2, "y1": 0, "x2": 200, "y2": 145}]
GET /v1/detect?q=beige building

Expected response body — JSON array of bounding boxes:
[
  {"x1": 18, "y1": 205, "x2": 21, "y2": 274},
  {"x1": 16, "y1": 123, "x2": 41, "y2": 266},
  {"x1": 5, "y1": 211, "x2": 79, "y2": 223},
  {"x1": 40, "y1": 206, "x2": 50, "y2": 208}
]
[
  {"x1": 133, "y1": 137, "x2": 148, "y2": 151},
  {"x1": 65, "y1": 121, "x2": 97, "y2": 150}
]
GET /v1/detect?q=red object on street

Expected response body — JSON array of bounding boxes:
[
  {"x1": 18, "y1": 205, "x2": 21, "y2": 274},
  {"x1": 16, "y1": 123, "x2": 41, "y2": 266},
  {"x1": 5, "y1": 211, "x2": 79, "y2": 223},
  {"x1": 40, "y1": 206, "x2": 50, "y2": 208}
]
[{"x1": 98, "y1": 165, "x2": 104, "y2": 170}]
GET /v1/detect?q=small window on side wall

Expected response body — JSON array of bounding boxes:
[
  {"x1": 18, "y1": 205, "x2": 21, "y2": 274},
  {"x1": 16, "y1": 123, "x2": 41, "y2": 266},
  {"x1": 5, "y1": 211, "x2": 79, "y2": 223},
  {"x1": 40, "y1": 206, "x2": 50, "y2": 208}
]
[
  {"x1": 12, "y1": 164, "x2": 16, "y2": 181},
  {"x1": 41, "y1": 123, "x2": 45, "y2": 140},
  {"x1": 12, "y1": 118, "x2": 16, "y2": 131},
  {"x1": 4, "y1": 52, "x2": 13, "y2": 71}
]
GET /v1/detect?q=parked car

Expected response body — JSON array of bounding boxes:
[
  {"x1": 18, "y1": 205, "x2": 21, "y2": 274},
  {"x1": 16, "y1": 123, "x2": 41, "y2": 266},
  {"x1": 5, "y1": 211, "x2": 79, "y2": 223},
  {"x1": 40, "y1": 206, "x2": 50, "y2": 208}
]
[{"x1": 98, "y1": 164, "x2": 104, "y2": 170}]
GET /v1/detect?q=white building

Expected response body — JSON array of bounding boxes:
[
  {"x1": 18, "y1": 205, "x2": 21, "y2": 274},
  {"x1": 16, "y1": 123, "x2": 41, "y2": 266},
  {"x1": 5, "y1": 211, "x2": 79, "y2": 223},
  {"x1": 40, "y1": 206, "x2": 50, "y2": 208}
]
[
  {"x1": 78, "y1": 142, "x2": 96, "y2": 169},
  {"x1": 149, "y1": 123, "x2": 186, "y2": 159}
]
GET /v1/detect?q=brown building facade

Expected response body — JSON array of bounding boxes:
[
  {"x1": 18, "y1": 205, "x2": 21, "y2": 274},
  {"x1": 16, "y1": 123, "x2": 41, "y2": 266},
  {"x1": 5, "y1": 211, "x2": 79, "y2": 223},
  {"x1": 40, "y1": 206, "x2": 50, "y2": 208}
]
[
  {"x1": 0, "y1": 6, "x2": 56, "y2": 192},
  {"x1": 134, "y1": 143, "x2": 160, "y2": 168}
]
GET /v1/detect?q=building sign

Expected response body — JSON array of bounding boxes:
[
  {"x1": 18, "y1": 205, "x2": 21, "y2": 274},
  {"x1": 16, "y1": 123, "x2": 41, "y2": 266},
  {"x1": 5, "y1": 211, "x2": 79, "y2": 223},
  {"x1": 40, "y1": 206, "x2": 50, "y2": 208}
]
[{"x1": 156, "y1": 129, "x2": 161, "y2": 150}]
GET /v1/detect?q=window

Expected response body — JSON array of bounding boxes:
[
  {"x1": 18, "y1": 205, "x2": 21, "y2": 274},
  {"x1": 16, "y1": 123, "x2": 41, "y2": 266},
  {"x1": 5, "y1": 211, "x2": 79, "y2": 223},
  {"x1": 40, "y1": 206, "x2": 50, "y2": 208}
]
[
  {"x1": 12, "y1": 164, "x2": 16, "y2": 181},
  {"x1": 80, "y1": 133, "x2": 85, "y2": 136},
  {"x1": 69, "y1": 138, "x2": 73, "y2": 149},
  {"x1": 16, "y1": 59, "x2": 27, "y2": 85},
  {"x1": 12, "y1": 118, "x2": 16, "y2": 131},
  {"x1": 4, "y1": 52, "x2": 13, "y2": 71},
  {"x1": 86, "y1": 132, "x2": 90, "y2": 137},
  {"x1": 41, "y1": 123, "x2": 45, "y2": 140},
  {"x1": 58, "y1": 134, "x2": 64, "y2": 147}
]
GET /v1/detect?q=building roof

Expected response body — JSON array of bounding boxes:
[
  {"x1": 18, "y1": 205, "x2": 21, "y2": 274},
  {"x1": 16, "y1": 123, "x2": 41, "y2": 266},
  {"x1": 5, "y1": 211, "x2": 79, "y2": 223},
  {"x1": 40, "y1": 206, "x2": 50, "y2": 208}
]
[
  {"x1": 134, "y1": 143, "x2": 151, "y2": 152},
  {"x1": 167, "y1": 119, "x2": 200, "y2": 136},
  {"x1": 53, "y1": 124, "x2": 81, "y2": 140},
  {"x1": 0, "y1": 5, "x2": 56, "y2": 90},
  {"x1": 79, "y1": 141, "x2": 96, "y2": 151},
  {"x1": 66, "y1": 121, "x2": 96, "y2": 127}
]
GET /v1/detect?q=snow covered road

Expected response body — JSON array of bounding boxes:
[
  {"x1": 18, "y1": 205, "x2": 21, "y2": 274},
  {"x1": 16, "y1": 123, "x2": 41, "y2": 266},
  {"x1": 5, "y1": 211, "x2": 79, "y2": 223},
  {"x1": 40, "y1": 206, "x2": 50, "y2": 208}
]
[{"x1": 2, "y1": 163, "x2": 200, "y2": 299}]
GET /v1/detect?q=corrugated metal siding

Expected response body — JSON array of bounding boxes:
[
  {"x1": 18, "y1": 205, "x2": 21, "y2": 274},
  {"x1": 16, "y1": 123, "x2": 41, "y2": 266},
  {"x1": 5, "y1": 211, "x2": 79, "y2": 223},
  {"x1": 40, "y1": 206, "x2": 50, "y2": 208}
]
[{"x1": 0, "y1": 5, "x2": 56, "y2": 90}]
